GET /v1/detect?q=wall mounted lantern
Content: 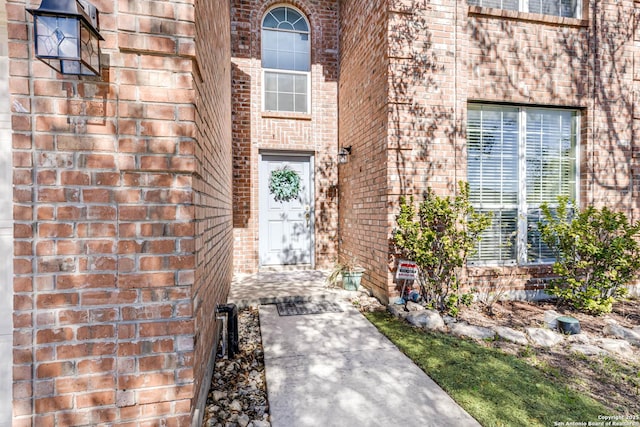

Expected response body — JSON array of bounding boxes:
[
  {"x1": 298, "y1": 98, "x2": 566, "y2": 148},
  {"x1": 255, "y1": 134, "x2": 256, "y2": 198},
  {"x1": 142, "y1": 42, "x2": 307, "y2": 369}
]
[
  {"x1": 338, "y1": 146, "x2": 352, "y2": 164},
  {"x1": 27, "y1": 0, "x2": 104, "y2": 76}
]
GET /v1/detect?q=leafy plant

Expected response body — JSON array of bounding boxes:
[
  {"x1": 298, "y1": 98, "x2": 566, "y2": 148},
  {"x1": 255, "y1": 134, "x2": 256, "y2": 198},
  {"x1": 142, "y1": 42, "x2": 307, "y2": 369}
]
[
  {"x1": 539, "y1": 197, "x2": 640, "y2": 314},
  {"x1": 326, "y1": 257, "x2": 364, "y2": 286},
  {"x1": 392, "y1": 181, "x2": 492, "y2": 316},
  {"x1": 268, "y1": 167, "x2": 301, "y2": 202},
  {"x1": 477, "y1": 270, "x2": 514, "y2": 316}
]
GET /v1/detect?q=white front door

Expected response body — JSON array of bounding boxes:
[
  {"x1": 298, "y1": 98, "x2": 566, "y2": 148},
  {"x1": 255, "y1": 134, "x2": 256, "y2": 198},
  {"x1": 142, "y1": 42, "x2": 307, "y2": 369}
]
[{"x1": 259, "y1": 154, "x2": 313, "y2": 267}]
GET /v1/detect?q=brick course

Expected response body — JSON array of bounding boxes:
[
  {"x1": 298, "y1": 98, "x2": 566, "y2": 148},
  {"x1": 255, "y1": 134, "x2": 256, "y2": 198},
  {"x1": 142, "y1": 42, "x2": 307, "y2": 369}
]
[
  {"x1": 8, "y1": 0, "x2": 640, "y2": 423},
  {"x1": 10, "y1": 0, "x2": 232, "y2": 425},
  {"x1": 339, "y1": 0, "x2": 640, "y2": 302},
  {"x1": 231, "y1": 0, "x2": 339, "y2": 272}
]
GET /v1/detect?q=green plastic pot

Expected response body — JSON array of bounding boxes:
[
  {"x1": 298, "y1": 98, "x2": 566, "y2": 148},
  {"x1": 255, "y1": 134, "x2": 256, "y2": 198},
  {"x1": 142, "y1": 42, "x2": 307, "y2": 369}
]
[{"x1": 341, "y1": 270, "x2": 364, "y2": 291}]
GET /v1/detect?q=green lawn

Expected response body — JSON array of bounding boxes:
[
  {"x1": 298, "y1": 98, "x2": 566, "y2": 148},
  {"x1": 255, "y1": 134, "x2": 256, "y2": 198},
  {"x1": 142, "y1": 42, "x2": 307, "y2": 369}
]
[{"x1": 365, "y1": 311, "x2": 614, "y2": 427}]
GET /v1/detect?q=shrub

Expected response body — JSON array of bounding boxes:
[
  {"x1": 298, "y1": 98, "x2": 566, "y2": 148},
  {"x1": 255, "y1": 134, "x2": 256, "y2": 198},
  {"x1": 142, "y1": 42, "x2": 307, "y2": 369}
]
[
  {"x1": 539, "y1": 197, "x2": 640, "y2": 314},
  {"x1": 392, "y1": 181, "x2": 492, "y2": 316}
]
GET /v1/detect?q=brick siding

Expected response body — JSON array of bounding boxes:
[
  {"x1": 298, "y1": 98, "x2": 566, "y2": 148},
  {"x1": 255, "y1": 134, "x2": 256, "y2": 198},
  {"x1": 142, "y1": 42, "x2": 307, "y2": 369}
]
[
  {"x1": 10, "y1": 0, "x2": 232, "y2": 425},
  {"x1": 338, "y1": 0, "x2": 391, "y2": 302},
  {"x1": 192, "y1": 0, "x2": 234, "y2": 422},
  {"x1": 339, "y1": 0, "x2": 640, "y2": 301},
  {"x1": 8, "y1": 0, "x2": 640, "y2": 422},
  {"x1": 231, "y1": 0, "x2": 339, "y2": 272}
]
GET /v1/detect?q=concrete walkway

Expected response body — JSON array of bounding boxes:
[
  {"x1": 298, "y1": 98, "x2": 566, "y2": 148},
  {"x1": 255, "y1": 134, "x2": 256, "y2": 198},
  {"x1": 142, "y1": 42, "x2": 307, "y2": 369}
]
[
  {"x1": 228, "y1": 270, "x2": 346, "y2": 309},
  {"x1": 229, "y1": 271, "x2": 480, "y2": 427}
]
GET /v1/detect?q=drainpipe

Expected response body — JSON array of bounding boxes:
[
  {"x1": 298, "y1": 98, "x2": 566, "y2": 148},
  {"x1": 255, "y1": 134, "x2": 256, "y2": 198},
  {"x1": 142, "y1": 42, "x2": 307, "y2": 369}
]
[{"x1": 215, "y1": 304, "x2": 239, "y2": 358}]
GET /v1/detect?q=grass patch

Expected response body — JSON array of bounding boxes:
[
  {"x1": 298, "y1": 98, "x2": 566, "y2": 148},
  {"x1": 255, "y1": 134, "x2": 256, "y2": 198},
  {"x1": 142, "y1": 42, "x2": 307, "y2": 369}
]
[{"x1": 365, "y1": 311, "x2": 613, "y2": 427}]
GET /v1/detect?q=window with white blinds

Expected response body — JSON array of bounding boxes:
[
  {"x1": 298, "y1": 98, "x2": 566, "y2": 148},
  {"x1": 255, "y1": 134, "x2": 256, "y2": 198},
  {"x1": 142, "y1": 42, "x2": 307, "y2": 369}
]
[
  {"x1": 261, "y1": 7, "x2": 310, "y2": 114},
  {"x1": 468, "y1": 0, "x2": 581, "y2": 18},
  {"x1": 467, "y1": 104, "x2": 578, "y2": 265}
]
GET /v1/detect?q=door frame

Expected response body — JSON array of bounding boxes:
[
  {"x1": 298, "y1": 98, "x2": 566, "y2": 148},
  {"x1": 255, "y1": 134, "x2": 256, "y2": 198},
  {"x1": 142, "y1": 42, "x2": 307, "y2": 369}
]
[{"x1": 258, "y1": 151, "x2": 315, "y2": 269}]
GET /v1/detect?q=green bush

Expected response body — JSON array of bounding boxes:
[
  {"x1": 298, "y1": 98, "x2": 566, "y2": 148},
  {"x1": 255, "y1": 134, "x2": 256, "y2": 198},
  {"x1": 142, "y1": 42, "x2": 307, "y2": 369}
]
[
  {"x1": 392, "y1": 181, "x2": 492, "y2": 316},
  {"x1": 539, "y1": 197, "x2": 640, "y2": 314}
]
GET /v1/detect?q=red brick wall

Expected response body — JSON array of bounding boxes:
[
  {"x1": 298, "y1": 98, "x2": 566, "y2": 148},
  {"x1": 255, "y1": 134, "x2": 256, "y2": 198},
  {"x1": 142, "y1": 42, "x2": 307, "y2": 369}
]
[
  {"x1": 339, "y1": 0, "x2": 639, "y2": 300},
  {"x1": 192, "y1": 0, "x2": 234, "y2": 421},
  {"x1": 231, "y1": 0, "x2": 339, "y2": 272},
  {"x1": 338, "y1": 0, "x2": 391, "y2": 302},
  {"x1": 10, "y1": 0, "x2": 232, "y2": 424}
]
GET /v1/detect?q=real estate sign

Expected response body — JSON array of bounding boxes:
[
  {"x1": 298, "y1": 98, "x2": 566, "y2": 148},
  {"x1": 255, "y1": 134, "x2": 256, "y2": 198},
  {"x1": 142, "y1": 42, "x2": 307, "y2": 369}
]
[{"x1": 396, "y1": 259, "x2": 418, "y2": 281}]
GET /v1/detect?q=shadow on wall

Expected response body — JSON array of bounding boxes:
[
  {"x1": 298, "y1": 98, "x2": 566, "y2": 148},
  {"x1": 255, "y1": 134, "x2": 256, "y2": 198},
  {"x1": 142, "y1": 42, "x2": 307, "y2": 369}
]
[
  {"x1": 231, "y1": 1, "x2": 340, "y2": 271},
  {"x1": 388, "y1": 0, "x2": 458, "y2": 199},
  {"x1": 387, "y1": 0, "x2": 637, "y2": 210},
  {"x1": 232, "y1": 62, "x2": 252, "y2": 229},
  {"x1": 384, "y1": 0, "x2": 638, "y2": 297},
  {"x1": 466, "y1": 4, "x2": 636, "y2": 210}
]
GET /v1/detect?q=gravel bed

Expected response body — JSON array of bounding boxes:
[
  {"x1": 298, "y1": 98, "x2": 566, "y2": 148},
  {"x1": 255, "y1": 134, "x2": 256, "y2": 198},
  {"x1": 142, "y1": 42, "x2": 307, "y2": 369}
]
[
  {"x1": 202, "y1": 292, "x2": 384, "y2": 427},
  {"x1": 203, "y1": 308, "x2": 270, "y2": 427}
]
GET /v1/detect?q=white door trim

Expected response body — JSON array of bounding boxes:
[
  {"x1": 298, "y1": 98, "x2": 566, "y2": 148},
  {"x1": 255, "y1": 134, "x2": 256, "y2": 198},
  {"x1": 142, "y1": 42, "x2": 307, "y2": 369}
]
[{"x1": 258, "y1": 151, "x2": 315, "y2": 268}]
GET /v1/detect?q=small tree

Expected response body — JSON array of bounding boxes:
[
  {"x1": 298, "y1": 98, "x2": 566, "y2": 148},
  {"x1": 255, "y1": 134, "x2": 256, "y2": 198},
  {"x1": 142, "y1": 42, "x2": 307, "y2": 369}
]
[
  {"x1": 539, "y1": 197, "x2": 640, "y2": 314},
  {"x1": 392, "y1": 181, "x2": 492, "y2": 316}
]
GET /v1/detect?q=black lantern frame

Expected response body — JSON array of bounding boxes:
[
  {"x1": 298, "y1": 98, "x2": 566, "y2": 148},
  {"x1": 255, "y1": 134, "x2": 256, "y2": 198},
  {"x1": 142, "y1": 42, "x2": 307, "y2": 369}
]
[
  {"x1": 338, "y1": 146, "x2": 352, "y2": 164},
  {"x1": 27, "y1": 0, "x2": 104, "y2": 76}
]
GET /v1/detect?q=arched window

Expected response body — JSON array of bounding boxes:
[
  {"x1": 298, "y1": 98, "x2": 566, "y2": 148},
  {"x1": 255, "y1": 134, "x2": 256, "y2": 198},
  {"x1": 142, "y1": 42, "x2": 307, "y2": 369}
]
[{"x1": 262, "y1": 6, "x2": 310, "y2": 113}]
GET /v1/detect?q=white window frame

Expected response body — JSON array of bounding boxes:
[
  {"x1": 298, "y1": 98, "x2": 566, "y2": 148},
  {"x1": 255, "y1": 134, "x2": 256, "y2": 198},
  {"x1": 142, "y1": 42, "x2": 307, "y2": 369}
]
[
  {"x1": 467, "y1": 104, "x2": 581, "y2": 266},
  {"x1": 261, "y1": 5, "x2": 311, "y2": 114},
  {"x1": 261, "y1": 69, "x2": 311, "y2": 114},
  {"x1": 471, "y1": 0, "x2": 582, "y2": 18}
]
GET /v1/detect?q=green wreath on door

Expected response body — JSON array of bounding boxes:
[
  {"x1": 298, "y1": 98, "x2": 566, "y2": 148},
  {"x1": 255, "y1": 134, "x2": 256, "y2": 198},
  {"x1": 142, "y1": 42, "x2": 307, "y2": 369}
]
[{"x1": 269, "y1": 167, "x2": 301, "y2": 202}]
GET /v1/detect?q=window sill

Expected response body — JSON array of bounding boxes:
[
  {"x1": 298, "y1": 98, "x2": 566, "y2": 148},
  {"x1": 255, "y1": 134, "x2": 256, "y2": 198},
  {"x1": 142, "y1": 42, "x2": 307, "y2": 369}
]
[
  {"x1": 261, "y1": 111, "x2": 312, "y2": 121},
  {"x1": 468, "y1": 6, "x2": 588, "y2": 27}
]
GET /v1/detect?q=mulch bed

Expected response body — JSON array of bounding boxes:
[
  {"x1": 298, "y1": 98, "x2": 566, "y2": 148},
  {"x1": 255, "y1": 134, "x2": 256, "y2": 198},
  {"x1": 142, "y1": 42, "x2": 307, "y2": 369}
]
[{"x1": 459, "y1": 298, "x2": 640, "y2": 416}]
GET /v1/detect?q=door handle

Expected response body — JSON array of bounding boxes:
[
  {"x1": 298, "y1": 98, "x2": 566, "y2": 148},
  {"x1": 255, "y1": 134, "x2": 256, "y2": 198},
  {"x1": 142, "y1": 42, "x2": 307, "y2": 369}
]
[{"x1": 305, "y1": 212, "x2": 310, "y2": 227}]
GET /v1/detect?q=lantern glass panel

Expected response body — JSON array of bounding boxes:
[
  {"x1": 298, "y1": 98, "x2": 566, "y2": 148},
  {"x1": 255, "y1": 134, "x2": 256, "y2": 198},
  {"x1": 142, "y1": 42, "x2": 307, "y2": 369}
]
[
  {"x1": 35, "y1": 16, "x2": 80, "y2": 59},
  {"x1": 80, "y1": 25, "x2": 100, "y2": 73}
]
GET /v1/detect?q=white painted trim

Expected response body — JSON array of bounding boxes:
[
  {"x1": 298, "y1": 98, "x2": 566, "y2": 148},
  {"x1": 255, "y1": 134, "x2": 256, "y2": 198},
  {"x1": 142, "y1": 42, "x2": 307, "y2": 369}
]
[
  {"x1": 261, "y1": 69, "x2": 311, "y2": 114},
  {"x1": 469, "y1": 104, "x2": 580, "y2": 266}
]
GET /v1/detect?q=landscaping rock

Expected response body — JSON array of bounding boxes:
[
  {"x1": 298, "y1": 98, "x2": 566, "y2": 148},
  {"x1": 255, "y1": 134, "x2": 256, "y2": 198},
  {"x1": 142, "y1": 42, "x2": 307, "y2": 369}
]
[
  {"x1": 595, "y1": 338, "x2": 635, "y2": 358},
  {"x1": 603, "y1": 320, "x2": 627, "y2": 338},
  {"x1": 603, "y1": 321, "x2": 640, "y2": 346},
  {"x1": 212, "y1": 390, "x2": 227, "y2": 402},
  {"x1": 442, "y1": 315, "x2": 457, "y2": 325},
  {"x1": 450, "y1": 322, "x2": 495, "y2": 340},
  {"x1": 387, "y1": 304, "x2": 409, "y2": 319},
  {"x1": 229, "y1": 399, "x2": 243, "y2": 412},
  {"x1": 405, "y1": 301, "x2": 426, "y2": 312},
  {"x1": 623, "y1": 329, "x2": 640, "y2": 346},
  {"x1": 238, "y1": 413, "x2": 251, "y2": 427},
  {"x1": 570, "y1": 344, "x2": 608, "y2": 356},
  {"x1": 204, "y1": 309, "x2": 269, "y2": 427},
  {"x1": 566, "y1": 333, "x2": 591, "y2": 345},
  {"x1": 493, "y1": 326, "x2": 529, "y2": 345},
  {"x1": 544, "y1": 310, "x2": 561, "y2": 329},
  {"x1": 406, "y1": 309, "x2": 445, "y2": 331},
  {"x1": 526, "y1": 327, "x2": 564, "y2": 347}
]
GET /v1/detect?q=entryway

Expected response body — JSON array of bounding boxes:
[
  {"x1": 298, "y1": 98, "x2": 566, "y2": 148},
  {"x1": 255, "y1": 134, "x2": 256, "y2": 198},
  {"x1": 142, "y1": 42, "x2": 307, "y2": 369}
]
[{"x1": 259, "y1": 153, "x2": 314, "y2": 268}]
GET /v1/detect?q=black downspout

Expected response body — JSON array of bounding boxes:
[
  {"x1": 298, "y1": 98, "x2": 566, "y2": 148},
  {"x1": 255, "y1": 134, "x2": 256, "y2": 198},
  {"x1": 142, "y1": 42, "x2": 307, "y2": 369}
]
[{"x1": 216, "y1": 304, "x2": 239, "y2": 358}]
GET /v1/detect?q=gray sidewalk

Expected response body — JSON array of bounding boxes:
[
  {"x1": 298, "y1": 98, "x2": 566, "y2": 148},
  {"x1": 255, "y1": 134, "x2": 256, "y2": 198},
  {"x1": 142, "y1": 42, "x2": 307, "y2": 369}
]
[
  {"x1": 259, "y1": 302, "x2": 480, "y2": 427},
  {"x1": 229, "y1": 271, "x2": 480, "y2": 427},
  {"x1": 228, "y1": 270, "x2": 346, "y2": 309}
]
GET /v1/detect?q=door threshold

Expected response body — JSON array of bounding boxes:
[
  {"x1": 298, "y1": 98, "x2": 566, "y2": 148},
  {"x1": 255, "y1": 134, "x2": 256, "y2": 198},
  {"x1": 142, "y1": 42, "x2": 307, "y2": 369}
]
[{"x1": 259, "y1": 265, "x2": 313, "y2": 272}]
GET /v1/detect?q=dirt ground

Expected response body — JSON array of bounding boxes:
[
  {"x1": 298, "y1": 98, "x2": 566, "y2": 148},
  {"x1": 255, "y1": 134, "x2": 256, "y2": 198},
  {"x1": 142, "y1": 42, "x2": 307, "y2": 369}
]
[{"x1": 458, "y1": 298, "x2": 640, "y2": 415}]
